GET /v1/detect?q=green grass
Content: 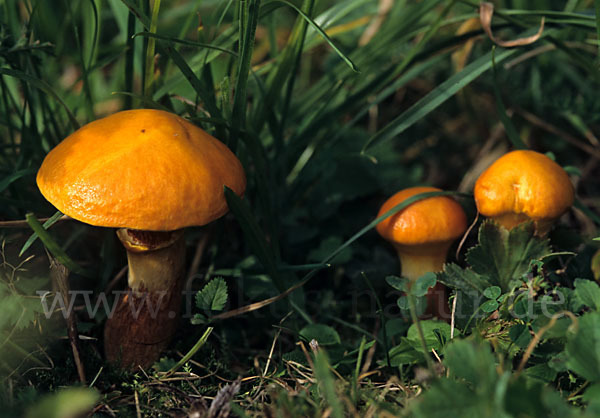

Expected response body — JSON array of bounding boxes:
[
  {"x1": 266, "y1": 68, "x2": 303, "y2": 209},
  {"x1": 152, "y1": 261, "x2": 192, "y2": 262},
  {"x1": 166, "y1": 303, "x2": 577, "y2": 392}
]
[{"x1": 1, "y1": 0, "x2": 600, "y2": 416}]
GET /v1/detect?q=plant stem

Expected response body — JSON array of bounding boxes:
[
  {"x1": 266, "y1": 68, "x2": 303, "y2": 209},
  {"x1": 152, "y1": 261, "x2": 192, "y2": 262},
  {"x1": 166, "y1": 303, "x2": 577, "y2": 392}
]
[
  {"x1": 166, "y1": 327, "x2": 214, "y2": 375},
  {"x1": 408, "y1": 293, "x2": 435, "y2": 373}
]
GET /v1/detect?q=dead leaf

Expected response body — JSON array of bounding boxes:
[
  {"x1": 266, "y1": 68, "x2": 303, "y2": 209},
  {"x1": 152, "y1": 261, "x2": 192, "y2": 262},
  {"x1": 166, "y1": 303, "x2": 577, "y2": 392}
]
[{"x1": 479, "y1": 2, "x2": 544, "y2": 47}]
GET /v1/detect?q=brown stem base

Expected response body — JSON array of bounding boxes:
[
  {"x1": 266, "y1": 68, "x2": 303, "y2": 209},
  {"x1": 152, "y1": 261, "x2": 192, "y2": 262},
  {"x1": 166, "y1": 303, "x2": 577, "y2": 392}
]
[
  {"x1": 104, "y1": 286, "x2": 182, "y2": 369},
  {"x1": 424, "y1": 282, "x2": 451, "y2": 322}
]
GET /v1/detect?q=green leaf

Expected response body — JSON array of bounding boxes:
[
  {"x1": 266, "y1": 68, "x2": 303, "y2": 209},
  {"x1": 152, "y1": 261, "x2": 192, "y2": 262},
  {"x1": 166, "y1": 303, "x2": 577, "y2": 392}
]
[
  {"x1": 566, "y1": 312, "x2": 600, "y2": 382},
  {"x1": 406, "y1": 320, "x2": 450, "y2": 353},
  {"x1": 385, "y1": 275, "x2": 409, "y2": 292},
  {"x1": 388, "y1": 339, "x2": 422, "y2": 366},
  {"x1": 385, "y1": 318, "x2": 409, "y2": 338},
  {"x1": 438, "y1": 264, "x2": 491, "y2": 330},
  {"x1": 0, "y1": 281, "x2": 45, "y2": 331},
  {"x1": 438, "y1": 263, "x2": 490, "y2": 294},
  {"x1": 190, "y1": 313, "x2": 208, "y2": 325},
  {"x1": 195, "y1": 278, "x2": 228, "y2": 311},
  {"x1": 444, "y1": 339, "x2": 497, "y2": 388},
  {"x1": 523, "y1": 363, "x2": 558, "y2": 383},
  {"x1": 466, "y1": 221, "x2": 551, "y2": 292},
  {"x1": 397, "y1": 295, "x2": 427, "y2": 317},
  {"x1": 412, "y1": 272, "x2": 437, "y2": 297},
  {"x1": 583, "y1": 383, "x2": 600, "y2": 408},
  {"x1": 509, "y1": 324, "x2": 532, "y2": 349},
  {"x1": 25, "y1": 387, "x2": 99, "y2": 418},
  {"x1": 574, "y1": 278, "x2": 600, "y2": 311},
  {"x1": 299, "y1": 324, "x2": 341, "y2": 346},
  {"x1": 483, "y1": 286, "x2": 502, "y2": 300},
  {"x1": 414, "y1": 338, "x2": 580, "y2": 418},
  {"x1": 480, "y1": 299, "x2": 499, "y2": 313}
]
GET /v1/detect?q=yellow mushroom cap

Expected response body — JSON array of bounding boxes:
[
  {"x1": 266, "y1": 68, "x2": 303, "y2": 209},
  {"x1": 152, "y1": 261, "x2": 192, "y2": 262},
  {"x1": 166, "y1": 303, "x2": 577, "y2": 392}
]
[
  {"x1": 376, "y1": 187, "x2": 467, "y2": 253},
  {"x1": 36, "y1": 109, "x2": 246, "y2": 231},
  {"x1": 474, "y1": 150, "x2": 574, "y2": 229}
]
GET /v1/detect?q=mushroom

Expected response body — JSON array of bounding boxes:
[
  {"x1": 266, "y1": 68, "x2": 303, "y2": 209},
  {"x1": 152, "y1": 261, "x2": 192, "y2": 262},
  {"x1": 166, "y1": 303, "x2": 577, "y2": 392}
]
[
  {"x1": 36, "y1": 109, "x2": 246, "y2": 369},
  {"x1": 376, "y1": 187, "x2": 467, "y2": 318},
  {"x1": 474, "y1": 150, "x2": 574, "y2": 236}
]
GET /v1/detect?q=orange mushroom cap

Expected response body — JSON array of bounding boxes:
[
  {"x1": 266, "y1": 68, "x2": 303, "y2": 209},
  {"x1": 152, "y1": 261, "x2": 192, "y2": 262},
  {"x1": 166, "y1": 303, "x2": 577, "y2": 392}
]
[
  {"x1": 376, "y1": 187, "x2": 467, "y2": 255},
  {"x1": 474, "y1": 150, "x2": 574, "y2": 230},
  {"x1": 37, "y1": 109, "x2": 246, "y2": 231}
]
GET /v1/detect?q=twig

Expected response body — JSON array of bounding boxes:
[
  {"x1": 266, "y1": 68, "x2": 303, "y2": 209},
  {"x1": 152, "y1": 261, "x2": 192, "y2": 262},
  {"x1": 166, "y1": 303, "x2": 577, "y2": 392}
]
[
  {"x1": 515, "y1": 311, "x2": 578, "y2": 377},
  {"x1": 450, "y1": 294, "x2": 457, "y2": 340},
  {"x1": 456, "y1": 212, "x2": 479, "y2": 260},
  {"x1": 0, "y1": 215, "x2": 69, "y2": 228},
  {"x1": 104, "y1": 265, "x2": 128, "y2": 295},
  {"x1": 185, "y1": 228, "x2": 212, "y2": 288},
  {"x1": 134, "y1": 390, "x2": 141, "y2": 418},
  {"x1": 50, "y1": 257, "x2": 86, "y2": 384}
]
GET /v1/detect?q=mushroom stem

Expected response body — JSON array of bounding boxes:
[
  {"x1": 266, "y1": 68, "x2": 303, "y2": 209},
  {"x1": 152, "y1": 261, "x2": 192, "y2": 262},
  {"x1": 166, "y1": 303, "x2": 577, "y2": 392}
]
[
  {"x1": 104, "y1": 229, "x2": 185, "y2": 369},
  {"x1": 395, "y1": 245, "x2": 451, "y2": 320},
  {"x1": 492, "y1": 213, "x2": 531, "y2": 231},
  {"x1": 396, "y1": 251, "x2": 446, "y2": 282}
]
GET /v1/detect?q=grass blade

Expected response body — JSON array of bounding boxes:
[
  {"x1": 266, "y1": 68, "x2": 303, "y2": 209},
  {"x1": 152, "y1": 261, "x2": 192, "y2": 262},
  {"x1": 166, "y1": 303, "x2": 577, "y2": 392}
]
[
  {"x1": 361, "y1": 47, "x2": 520, "y2": 153},
  {"x1": 160, "y1": 44, "x2": 222, "y2": 122},
  {"x1": 134, "y1": 32, "x2": 237, "y2": 56},
  {"x1": 261, "y1": 0, "x2": 358, "y2": 72},
  {"x1": 165, "y1": 327, "x2": 213, "y2": 375},
  {"x1": 143, "y1": 0, "x2": 161, "y2": 97},
  {"x1": 231, "y1": 0, "x2": 261, "y2": 150},
  {"x1": 0, "y1": 68, "x2": 79, "y2": 131},
  {"x1": 491, "y1": 47, "x2": 527, "y2": 150},
  {"x1": 224, "y1": 187, "x2": 284, "y2": 292},
  {"x1": 313, "y1": 350, "x2": 344, "y2": 418},
  {"x1": 19, "y1": 211, "x2": 64, "y2": 257},
  {"x1": 0, "y1": 169, "x2": 36, "y2": 194},
  {"x1": 25, "y1": 214, "x2": 92, "y2": 278}
]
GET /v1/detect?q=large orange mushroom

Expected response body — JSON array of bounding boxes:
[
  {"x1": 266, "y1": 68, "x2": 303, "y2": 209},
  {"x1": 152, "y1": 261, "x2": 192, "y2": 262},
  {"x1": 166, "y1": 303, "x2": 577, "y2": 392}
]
[
  {"x1": 474, "y1": 150, "x2": 574, "y2": 236},
  {"x1": 36, "y1": 109, "x2": 246, "y2": 369},
  {"x1": 376, "y1": 187, "x2": 467, "y2": 318}
]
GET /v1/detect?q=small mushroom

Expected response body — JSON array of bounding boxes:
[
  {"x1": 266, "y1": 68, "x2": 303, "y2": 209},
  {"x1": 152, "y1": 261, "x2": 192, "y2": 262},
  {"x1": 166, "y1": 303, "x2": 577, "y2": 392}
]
[
  {"x1": 36, "y1": 109, "x2": 246, "y2": 369},
  {"x1": 376, "y1": 187, "x2": 467, "y2": 318},
  {"x1": 474, "y1": 150, "x2": 574, "y2": 236}
]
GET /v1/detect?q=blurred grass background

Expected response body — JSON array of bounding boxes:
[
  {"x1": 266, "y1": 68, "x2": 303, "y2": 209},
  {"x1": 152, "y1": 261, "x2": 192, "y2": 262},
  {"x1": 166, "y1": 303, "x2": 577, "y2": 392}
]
[{"x1": 1, "y1": 0, "x2": 599, "y2": 416}]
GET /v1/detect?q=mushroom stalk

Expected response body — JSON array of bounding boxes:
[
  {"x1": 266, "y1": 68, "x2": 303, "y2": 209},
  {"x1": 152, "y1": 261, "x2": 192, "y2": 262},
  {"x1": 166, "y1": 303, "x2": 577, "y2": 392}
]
[
  {"x1": 395, "y1": 244, "x2": 451, "y2": 320},
  {"x1": 395, "y1": 250, "x2": 446, "y2": 282},
  {"x1": 104, "y1": 229, "x2": 185, "y2": 369}
]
